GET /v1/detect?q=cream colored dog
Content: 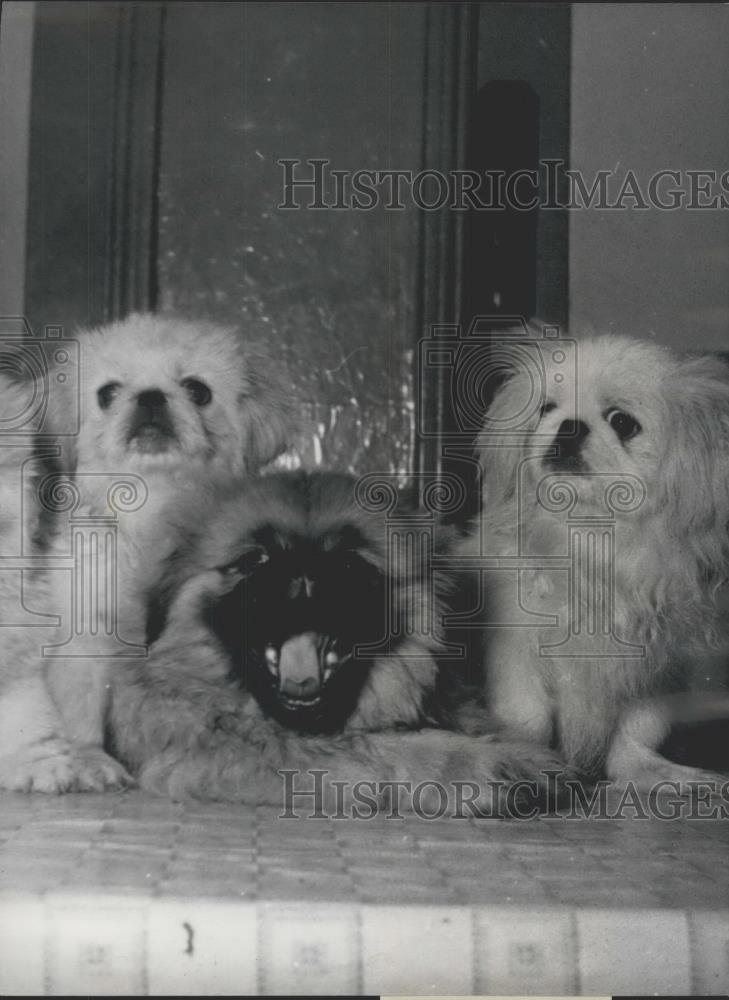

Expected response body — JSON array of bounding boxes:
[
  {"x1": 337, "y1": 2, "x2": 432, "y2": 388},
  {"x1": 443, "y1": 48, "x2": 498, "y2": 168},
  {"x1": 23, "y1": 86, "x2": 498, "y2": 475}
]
[
  {"x1": 463, "y1": 333, "x2": 729, "y2": 790},
  {"x1": 0, "y1": 375, "x2": 80, "y2": 791},
  {"x1": 0, "y1": 313, "x2": 291, "y2": 792}
]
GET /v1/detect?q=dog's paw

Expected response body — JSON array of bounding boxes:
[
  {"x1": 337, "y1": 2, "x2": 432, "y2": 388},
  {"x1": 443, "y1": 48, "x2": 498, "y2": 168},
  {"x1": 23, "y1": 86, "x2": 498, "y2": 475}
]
[
  {"x1": 607, "y1": 741, "x2": 728, "y2": 795},
  {"x1": 0, "y1": 741, "x2": 134, "y2": 793},
  {"x1": 434, "y1": 736, "x2": 570, "y2": 817},
  {"x1": 474, "y1": 737, "x2": 568, "y2": 782},
  {"x1": 357, "y1": 730, "x2": 571, "y2": 818},
  {"x1": 70, "y1": 746, "x2": 135, "y2": 792},
  {"x1": 610, "y1": 760, "x2": 727, "y2": 797},
  {"x1": 0, "y1": 739, "x2": 81, "y2": 793}
]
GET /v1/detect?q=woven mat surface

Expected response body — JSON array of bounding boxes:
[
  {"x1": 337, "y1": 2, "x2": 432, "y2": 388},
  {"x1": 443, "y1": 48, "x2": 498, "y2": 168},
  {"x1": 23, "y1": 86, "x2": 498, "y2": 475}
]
[
  {"x1": 1, "y1": 790, "x2": 727, "y2": 995},
  {"x1": 0, "y1": 788, "x2": 727, "y2": 906}
]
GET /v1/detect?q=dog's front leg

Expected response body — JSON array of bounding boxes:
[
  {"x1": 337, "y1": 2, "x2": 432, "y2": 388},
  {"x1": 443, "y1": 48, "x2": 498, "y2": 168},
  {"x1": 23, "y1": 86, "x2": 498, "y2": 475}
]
[
  {"x1": 0, "y1": 673, "x2": 78, "y2": 792},
  {"x1": 45, "y1": 657, "x2": 133, "y2": 790},
  {"x1": 486, "y1": 629, "x2": 553, "y2": 745},
  {"x1": 607, "y1": 696, "x2": 725, "y2": 793}
]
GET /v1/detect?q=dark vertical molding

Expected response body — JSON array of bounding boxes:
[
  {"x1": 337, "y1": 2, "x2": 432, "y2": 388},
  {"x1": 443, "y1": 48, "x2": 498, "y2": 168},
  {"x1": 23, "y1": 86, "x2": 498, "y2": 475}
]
[
  {"x1": 463, "y1": 80, "x2": 540, "y2": 323},
  {"x1": 0, "y1": 1, "x2": 35, "y2": 318},
  {"x1": 25, "y1": 1, "x2": 166, "y2": 333},
  {"x1": 411, "y1": 3, "x2": 571, "y2": 516},
  {"x1": 414, "y1": 2, "x2": 479, "y2": 481},
  {"x1": 106, "y1": 1, "x2": 166, "y2": 319},
  {"x1": 475, "y1": 2, "x2": 571, "y2": 330}
]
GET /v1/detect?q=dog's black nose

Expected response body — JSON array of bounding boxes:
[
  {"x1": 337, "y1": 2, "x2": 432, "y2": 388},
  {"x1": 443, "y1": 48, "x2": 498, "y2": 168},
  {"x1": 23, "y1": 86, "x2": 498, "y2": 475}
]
[
  {"x1": 557, "y1": 418, "x2": 589, "y2": 442},
  {"x1": 548, "y1": 418, "x2": 590, "y2": 468},
  {"x1": 128, "y1": 388, "x2": 175, "y2": 451},
  {"x1": 136, "y1": 389, "x2": 167, "y2": 421}
]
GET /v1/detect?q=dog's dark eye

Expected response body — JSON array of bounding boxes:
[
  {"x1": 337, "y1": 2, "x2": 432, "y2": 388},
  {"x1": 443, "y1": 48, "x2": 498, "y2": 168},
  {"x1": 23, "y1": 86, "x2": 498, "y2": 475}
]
[
  {"x1": 539, "y1": 401, "x2": 557, "y2": 417},
  {"x1": 182, "y1": 377, "x2": 212, "y2": 406},
  {"x1": 217, "y1": 547, "x2": 269, "y2": 586},
  {"x1": 605, "y1": 408, "x2": 641, "y2": 442},
  {"x1": 97, "y1": 382, "x2": 121, "y2": 409},
  {"x1": 237, "y1": 547, "x2": 270, "y2": 576}
]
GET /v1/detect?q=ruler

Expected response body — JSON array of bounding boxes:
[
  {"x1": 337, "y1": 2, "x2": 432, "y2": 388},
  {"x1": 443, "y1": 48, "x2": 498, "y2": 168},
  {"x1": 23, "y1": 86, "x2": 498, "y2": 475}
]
[{"x1": 1, "y1": 893, "x2": 725, "y2": 995}]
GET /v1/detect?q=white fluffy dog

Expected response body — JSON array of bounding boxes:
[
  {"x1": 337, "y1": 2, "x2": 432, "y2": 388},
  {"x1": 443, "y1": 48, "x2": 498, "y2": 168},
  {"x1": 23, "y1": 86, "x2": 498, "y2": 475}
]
[
  {"x1": 462, "y1": 333, "x2": 729, "y2": 790},
  {"x1": 0, "y1": 313, "x2": 291, "y2": 792},
  {"x1": 0, "y1": 375, "x2": 80, "y2": 791}
]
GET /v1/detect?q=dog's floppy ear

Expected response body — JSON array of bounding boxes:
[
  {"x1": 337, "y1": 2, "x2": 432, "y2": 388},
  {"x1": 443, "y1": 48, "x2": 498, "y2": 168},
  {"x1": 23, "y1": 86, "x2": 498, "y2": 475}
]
[
  {"x1": 239, "y1": 345, "x2": 294, "y2": 470},
  {"x1": 475, "y1": 356, "x2": 542, "y2": 511},
  {"x1": 30, "y1": 383, "x2": 79, "y2": 547},
  {"x1": 146, "y1": 541, "x2": 271, "y2": 645},
  {"x1": 144, "y1": 547, "x2": 192, "y2": 645},
  {"x1": 34, "y1": 363, "x2": 80, "y2": 476},
  {"x1": 241, "y1": 393, "x2": 293, "y2": 471},
  {"x1": 660, "y1": 353, "x2": 729, "y2": 578}
]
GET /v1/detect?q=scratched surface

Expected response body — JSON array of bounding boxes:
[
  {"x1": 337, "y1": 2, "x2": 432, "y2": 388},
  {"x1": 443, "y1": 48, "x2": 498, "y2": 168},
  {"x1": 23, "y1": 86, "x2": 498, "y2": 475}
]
[
  {"x1": 157, "y1": 3, "x2": 425, "y2": 478},
  {"x1": 0, "y1": 789, "x2": 727, "y2": 909}
]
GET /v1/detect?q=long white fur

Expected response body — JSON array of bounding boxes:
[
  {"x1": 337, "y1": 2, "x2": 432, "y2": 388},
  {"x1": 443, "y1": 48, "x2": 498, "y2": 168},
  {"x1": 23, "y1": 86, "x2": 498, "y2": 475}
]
[
  {"x1": 34, "y1": 313, "x2": 291, "y2": 791},
  {"x1": 0, "y1": 376, "x2": 86, "y2": 790},
  {"x1": 463, "y1": 333, "x2": 729, "y2": 788}
]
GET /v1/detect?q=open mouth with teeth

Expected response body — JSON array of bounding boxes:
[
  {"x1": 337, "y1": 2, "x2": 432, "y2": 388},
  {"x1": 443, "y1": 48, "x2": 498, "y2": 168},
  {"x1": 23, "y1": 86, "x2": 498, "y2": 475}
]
[
  {"x1": 261, "y1": 635, "x2": 350, "y2": 712},
  {"x1": 240, "y1": 628, "x2": 369, "y2": 734},
  {"x1": 206, "y1": 522, "x2": 388, "y2": 734}
]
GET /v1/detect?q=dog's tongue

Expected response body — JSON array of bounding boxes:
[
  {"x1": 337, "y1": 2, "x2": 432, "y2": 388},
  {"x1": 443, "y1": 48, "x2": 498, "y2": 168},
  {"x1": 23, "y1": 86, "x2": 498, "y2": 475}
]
[{"x1": 278, "y1": 632, "x2": 321, "y2": 702}]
